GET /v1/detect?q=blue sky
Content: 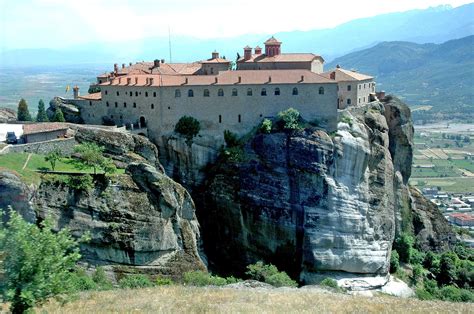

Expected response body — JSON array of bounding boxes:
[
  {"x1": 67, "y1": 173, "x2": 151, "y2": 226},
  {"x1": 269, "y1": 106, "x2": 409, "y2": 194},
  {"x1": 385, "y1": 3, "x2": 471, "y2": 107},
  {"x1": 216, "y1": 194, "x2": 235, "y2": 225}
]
[{"x1": 0, "y1": 0, "x2": 472, "y2": 50}]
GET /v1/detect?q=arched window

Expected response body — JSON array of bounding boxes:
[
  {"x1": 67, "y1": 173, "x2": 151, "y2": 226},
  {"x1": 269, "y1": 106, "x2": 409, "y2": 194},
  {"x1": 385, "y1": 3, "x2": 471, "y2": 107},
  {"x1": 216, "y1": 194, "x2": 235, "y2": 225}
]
[
  {"x1": 153, "y1": 92, "x2": 157, "y2": 97},
  {"x1": 261, "y1": 88, "x2": 267, "y2": 96},
  {"x1": 247, "y1": 88, "x2": 253, "y2": 96},
  {"x1": 145, "y1": 92, "x2": 148, "y2": 97},
  {"x1": 116, "y1": 91, "x2": 120, "y2": 96},
  {"x1": 115, "y1": 102, "x2": 118, "y2": 107},
  {"x1": 135, "y1": 91, "x2": 138, "y2": 97},
  {"x1": 347, "y1": 98, "x2": 351, "y2": 105},
  {"x1": 89, "y1": 101, "x2": 92, "y2": 106},
  {"x1": 319, "y1": 87, "x2": 324, "y2": 95},
  {"x1": 274, "y1": 88, "x2": 280, "y2": 96},
  {"x1": 133, "y1": 103, "x2": 136, "y2": 108},
  {"x1": 218, "y1": 88, "x2": 224, "y2": 96},
  {"x1": 175, "y1": 89, "x2": 181, "y2": 97},
  {"x1": 151, "y1": 103, "x2": 155, "y2": 109},
  {"x1": 232, "y1": 88, "x2": 238, "y2": 96},
  {"x1": 203, "y1": 89, "x2": 210, "y2": 97},
  {"x1": 106, "y1": 101, "x2": 109, "y2": 107},
  {"x1": 124, "y1": 102, "x2": 127, "y2": 108},
  {"x1": 292, "y1": 87, "x2": 298, "y2": 95},
  {"x1": 105, "y1": 90, "x2": 108, "y2": 95},
  {"x1": 130, "y1": 92, "x2": 133, "y2": 97},
  {"x1": 188, "y1": 89, "x2": 194, "y2": 97}
]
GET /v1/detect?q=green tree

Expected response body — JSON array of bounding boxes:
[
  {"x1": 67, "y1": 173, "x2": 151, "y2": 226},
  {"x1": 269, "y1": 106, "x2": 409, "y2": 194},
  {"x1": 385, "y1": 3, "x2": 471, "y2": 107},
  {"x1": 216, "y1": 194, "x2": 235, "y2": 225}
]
[
  {"x1": 390, "y1": 250, "x2": 400, "y2": 273},
  {"x1": 0, "y1": 209, "x2": 88, "y2": 313},
  {"x1": 278, "y1": 108, "x2": 300, "y2": 130},
  {"x1": 174, "y1": 116, "x2": 200, "y2": 141},
  {"x1": 224, "y1": 130, "x2": 240, "y2": 147},
  {"x1": 44, "y1": 148, "x2": 62, "y2": 171},
  {"x1": 17, "y1": 98, "x2": 32, "y2": 121},
  {"x1": 52, "y1": 108, "x2": 66, "y2": 122},
  {"x1": 245, "y1": 261, "x2": 297, "y2": 287},
  {"x1": 437, "y1": 252, "x2": 458, "y2": 286},
  {"x1": 393, "y1": 233, "x2": 414, "y2": 263},
  {"x1": 260, "y1": 118, "x2": 272, "y2": 134},
  {"x1": 74, "y1": 142, "x2": 115, "y2": 175},
  {"x1": 36, "y1": 99, "x2": 49, "y2": 122}
]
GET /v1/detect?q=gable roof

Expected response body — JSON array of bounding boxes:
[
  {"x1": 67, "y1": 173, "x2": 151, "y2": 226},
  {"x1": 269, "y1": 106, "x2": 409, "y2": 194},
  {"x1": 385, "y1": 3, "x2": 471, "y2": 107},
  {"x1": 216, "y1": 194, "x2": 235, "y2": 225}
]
[
  {"x1": 23, "y1": 123, "x2": 69, "y2": 135},
  {"x1": 237, "y1": 53, "x2": 324, "y2": 64},
  {"x1": 321, "y1": 68, "x2": 373, "y2": 82}
]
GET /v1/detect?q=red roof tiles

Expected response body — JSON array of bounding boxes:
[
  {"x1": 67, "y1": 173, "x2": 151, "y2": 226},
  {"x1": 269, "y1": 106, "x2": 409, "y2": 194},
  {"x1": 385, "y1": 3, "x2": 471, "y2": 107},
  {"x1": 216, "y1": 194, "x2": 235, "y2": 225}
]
[{"x1": 23, "y1": 123, "x2": 69, "y2": 135}]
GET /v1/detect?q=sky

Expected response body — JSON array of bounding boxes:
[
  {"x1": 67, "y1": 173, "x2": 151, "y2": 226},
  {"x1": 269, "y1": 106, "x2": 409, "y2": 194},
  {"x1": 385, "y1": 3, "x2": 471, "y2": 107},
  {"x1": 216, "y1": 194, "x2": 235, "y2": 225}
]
[{"x1": 0, "y1": 0, "x2": 472, "y2": 50}]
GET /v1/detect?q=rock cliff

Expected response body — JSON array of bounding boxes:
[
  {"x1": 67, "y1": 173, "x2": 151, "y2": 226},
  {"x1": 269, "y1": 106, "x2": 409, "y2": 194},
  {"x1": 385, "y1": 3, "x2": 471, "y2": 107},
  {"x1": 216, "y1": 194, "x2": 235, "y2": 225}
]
[
  {"x1": 1, "y1": 128, "x2": 205, "y2": 279},
  {"x1": 198, "y1": 99, "x2": 454, "y2": 284}
]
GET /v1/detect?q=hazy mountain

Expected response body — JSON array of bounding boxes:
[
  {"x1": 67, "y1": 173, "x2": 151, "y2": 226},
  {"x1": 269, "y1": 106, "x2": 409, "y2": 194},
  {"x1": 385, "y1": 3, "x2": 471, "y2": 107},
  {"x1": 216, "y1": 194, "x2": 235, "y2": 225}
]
[
  {"x1": 1, "y1": 3, "x2": 473, "y2": 67},
  {"x1": 327, "y1": 35, "x2": 474, "y2": 120}
]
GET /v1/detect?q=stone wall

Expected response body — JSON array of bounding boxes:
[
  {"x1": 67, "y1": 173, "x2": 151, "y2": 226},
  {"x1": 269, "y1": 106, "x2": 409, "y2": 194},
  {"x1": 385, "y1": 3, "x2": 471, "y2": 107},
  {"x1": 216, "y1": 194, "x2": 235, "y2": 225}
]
[{"x1": 5, "y1": 138, "x2": 76, "y2": 155}]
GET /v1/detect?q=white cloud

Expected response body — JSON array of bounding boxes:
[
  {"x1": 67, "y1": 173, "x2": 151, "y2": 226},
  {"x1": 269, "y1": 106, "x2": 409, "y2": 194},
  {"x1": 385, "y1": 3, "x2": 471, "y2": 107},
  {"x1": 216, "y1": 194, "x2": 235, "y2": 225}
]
[{"x1": 0, "y1": 0, "x2": 472, "y2": 49}]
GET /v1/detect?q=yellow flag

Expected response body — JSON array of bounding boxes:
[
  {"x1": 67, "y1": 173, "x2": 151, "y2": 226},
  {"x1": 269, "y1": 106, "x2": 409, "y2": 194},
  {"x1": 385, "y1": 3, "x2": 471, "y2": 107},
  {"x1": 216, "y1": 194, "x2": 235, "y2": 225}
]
[{"x1": 65, "y1": 85, "x2": 70, "y2": 93}]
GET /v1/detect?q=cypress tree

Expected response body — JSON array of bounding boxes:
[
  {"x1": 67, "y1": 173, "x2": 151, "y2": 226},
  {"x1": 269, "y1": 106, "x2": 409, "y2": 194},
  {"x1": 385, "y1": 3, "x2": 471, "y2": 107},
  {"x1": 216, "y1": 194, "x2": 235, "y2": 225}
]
[
  {"x1": 36, "y1": 99, "x2": 49, "y2": 122},
  {"x1": 53, "y1": 108, "x2": 65, "y2": 122},
  {"x1": 17, "y1": 98, "x2": 32, "y2": 121}
]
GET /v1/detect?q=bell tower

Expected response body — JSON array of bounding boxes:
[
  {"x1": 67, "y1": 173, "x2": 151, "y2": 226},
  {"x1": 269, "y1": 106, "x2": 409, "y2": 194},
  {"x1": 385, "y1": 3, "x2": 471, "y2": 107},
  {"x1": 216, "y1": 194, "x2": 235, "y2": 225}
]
[{"x1": 264, "y1": 36, "x2": 281, "y2": 57}]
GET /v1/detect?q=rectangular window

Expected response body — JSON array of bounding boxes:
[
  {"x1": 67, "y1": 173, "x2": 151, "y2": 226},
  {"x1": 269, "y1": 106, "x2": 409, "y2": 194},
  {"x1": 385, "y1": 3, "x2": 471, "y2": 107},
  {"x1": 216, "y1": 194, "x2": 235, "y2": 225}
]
[
  {"x1": 219, "y1": 115, "x2": 222, "y2": 123},
  {"x1": 347, "y1": 85, "x2": 351, "y2": 91},
  {"x1": 359, "y1": 85, "x2": 361, "y2": 90},
  {"x1": 238, "y1": 114, "x2": 241, "y2": 123},
  {"x1": 153, "y1": 92, "x2": 156, "y2": 97}
]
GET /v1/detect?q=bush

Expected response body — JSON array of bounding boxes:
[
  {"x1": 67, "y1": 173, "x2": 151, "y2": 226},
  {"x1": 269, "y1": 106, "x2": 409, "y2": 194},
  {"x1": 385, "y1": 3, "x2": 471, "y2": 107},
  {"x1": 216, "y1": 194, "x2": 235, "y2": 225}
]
[
  {"x1": 246, "y1": 261, "x2": 297, "y2": 287},
  {"x1": 339, "y1": 116, "x2": 353, "y2": 127},
  {"x1": 88, "y1": 86, "x2": 101, "y2": 94},
  {"x1": 409, "y1": 249, "x2": 425, "y2": 265},
  {"x1": 155, "y1": 276, "x2": 174, "y2": 286},
  {"x1": 437, "y1": 252, "x2": 458, "y2": 286},
  {"x1": 175, "y1": 116, "x2": 200, "y2": 140},
  {"x1": 320, "y1": 278, "x2": 339, "y2": 289},
  {"x1": 92, "y1": 267, "x2": 113, "y2": 290},
  {"x1": 260, "y1": 118, "x2": 272, "y2": 134},
  {"x1": 423, "y1": 251, "x2": 440, "y2": 275},
  {"x1": 71, "y1": 268, "x2": 97, "y2": 291},
  {"x1": 224, "y1": 130, "x2": 240, "y2": 147},
  {"x1": 0, "y1": 209, "x2": 88, "y2": 313},
  {"x1": 411, "y1": 264, "x2": 424, "y2": 283},
  {"x1": 66, "y1": 174, "x2": 94, "y2": 192},
  {"x1": 278, "y1": 108, "x2": 300, "y2": 130},
  {"x1": 393, "y1": 233, "x2": 414, "y2": 263},
  {"x1": 183, "y1": 271, "x2": 232, "y2": 286},
  {"x1": 390, "y1": 250, "x2": 400, "y2": 273},
  {"x1": 119, "y1": 274, "x2": 154, "y2": 289},
  {"x1": 415, "y1": 288, "x2": 434, "y2": 300}
]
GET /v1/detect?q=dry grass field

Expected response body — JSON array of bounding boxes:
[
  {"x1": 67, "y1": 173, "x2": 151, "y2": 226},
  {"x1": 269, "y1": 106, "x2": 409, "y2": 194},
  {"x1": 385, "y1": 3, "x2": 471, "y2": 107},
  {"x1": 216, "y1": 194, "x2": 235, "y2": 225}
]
[{"x1": 10, "y1": 286, "x2": 471, "y2": 314}]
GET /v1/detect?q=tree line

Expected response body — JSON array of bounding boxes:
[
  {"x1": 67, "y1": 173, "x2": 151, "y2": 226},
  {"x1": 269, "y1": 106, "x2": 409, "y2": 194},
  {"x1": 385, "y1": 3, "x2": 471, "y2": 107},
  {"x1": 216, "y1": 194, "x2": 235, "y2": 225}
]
[{"x1": 17, "y1": 98, "x2": 65, "y2": 123}]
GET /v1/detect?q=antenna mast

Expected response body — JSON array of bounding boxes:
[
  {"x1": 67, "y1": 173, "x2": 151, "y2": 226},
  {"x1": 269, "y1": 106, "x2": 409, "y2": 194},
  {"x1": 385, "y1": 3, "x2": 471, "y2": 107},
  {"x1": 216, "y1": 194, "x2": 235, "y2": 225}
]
[{"x1": 168, "y1": 26, "x2": 172, "y2": 63}]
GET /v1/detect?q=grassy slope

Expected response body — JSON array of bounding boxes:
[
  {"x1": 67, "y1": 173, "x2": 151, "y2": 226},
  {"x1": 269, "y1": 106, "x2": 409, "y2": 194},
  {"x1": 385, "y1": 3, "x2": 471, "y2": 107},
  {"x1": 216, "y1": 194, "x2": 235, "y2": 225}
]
[
  {"x1": 0, "y1": 152, "x2": 124, "y2": 184},
  {"x1": 28, "y1": 286, "x2": 473, "y2": 313}
]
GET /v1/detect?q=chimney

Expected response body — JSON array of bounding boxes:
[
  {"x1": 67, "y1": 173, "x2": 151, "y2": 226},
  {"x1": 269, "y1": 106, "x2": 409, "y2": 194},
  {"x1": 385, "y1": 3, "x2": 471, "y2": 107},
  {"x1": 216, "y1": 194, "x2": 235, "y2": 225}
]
[
  {"x1": 122, "y1": 63, "x2": 125, "y2": 69},
  {"x1": 73, "y1": 86, "x2": 79, "y2": 99},
  {"x1": 254, "y1": 46, "x2": 262, "y2": 54},
  {"x1": 214, "y1": 77, "x2": 218, "y2": 84},
  {"x1": 149, "y1": 77, "x2": 154, "y2": 85},
  {"x1": 336, "y1": 64, "x2": 341, "y2": 69},
  {"x1": 109, "y1": 77, "x2": 113, "y2": 85},
  {"x1": 129, "y1": 62, "x2": 133, "y2": 66},
  {"x1": 244, "y1": 46, "x2": 252, "y2": 61},
  {"x1": 238, "y1": 76, "x2": 241, "y2": 83},
  {"x1": 330, "y1": 71, "x2": 336, "y2": 80},
  {"x1": 184, "y1": 77, "x2": 188, "y2": 84},
  {"x1": 114, "y1": 63, "x2": 118, "y2": 73},
  {"x1": 212, "y1": 51, "x2": 219, "y2": 59},
  {"x1": 154, "y1": 59, "x2": 160, "y2": 68},
  {"x1": 127, "y1": 78, "x2": 131, "y2": 85},
  {"x1": 268, "y1": 76, "x2": 272, "y2": 83},
  {"x1": 118, "y1": 77, "x2": 122, "y2": 84},
  {"x1": 300, "y1": 75, "x2": 304, "y2": 82},
  {"x1": 135, "y1": 77, "x2": 138, "y2": 85},
  {"x1": 161, "y1": 59, "x2": 165, "y2": 64}
]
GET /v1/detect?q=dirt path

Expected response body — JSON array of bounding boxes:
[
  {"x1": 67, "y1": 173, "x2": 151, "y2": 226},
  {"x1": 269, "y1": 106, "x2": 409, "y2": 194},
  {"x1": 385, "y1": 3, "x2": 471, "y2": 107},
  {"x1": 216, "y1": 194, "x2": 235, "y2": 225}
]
[{"x1": 22, "y1": 153, "x2": 32, "y2": 170}]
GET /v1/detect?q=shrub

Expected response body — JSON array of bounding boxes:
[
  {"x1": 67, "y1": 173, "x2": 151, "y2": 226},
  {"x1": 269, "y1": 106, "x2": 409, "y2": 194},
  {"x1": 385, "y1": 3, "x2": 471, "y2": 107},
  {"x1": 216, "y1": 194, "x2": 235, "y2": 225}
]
[
  {"x1": 88, "y1": 86, "x2": 101, "y2": 94},
  {"x1": 175, "y1": 116, "x2": 200, "y2": 140},
  {"x1": 92, "y1": 267, "x2": 113, "y2": 290},
  {"x1": 437, "y1": 252, "x2": 458, "y2": 286},
  {"x1": 415, "y1": 288, "x2": 434, "y2": 300},
  {"x1": 423, "y1": 251, "x2": 440, "y2": 275},
  {"x1": 339, "y1": 116, "x2": 353, "y2": 127},
  {"x1": 260, "y1": 118, "x2": 272, "y2": 134},
  {"x1": 224, "y1": 130, "x2": 240, "y2": 147},
  {"x1": 390, "y1": 250, "x2": 400, "y2": 273},
  {"x1": 119, "y1": 274, "x2": 154, "y2": 289},
  {"x1": 278, "y1": 108, "x2": 300, "y2": 130},
  {"x1": 246, "y1": 261, "x2": 297, "y2": 287},
  {"x1": 222, "y1": 146, "x2": 246, "y2": 163},
  {"x1": 320, "y1": 278, "x2": 339, "y2": 289},
  {"x1": 393, "y1": 233, "x2": 414, "y2": 263},
  {"x1": 66, "y1": 174, "x2": 94, "y2": 192},
  {"x1": 0, "y1": 209, "x2": 88, "y2": 313},
  {"x1": 71, "y1": 268, "x2": 97, "y2": 291},
  {"x1": 409, "y1": 249, "x2": 425, "y2": 265},
  {"x1": 155, "y1": 276, "x2": 174, "y2": 286},
  {"x1": 183, "y1": 271, "x2": 231, "y2": 286},
  {"x1": 411, "y1": 264, "x2": 424, "y2": 284}
]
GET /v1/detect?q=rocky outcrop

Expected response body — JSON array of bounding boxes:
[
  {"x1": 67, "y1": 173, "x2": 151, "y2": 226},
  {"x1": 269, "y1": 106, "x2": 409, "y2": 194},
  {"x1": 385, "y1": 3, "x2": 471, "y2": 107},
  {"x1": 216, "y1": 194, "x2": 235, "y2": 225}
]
[
  {"x1": 0, "y1": 108, "x2": 16, "y2": 123},
  {"x1": 0, "y1": 171, "x2": 35, "y2": 223},
  {"x1": 48, "y1": 97, "x2": 84, "y2": 124},
  {"x1": 200, "y1": 101, "x2": 452, "y2": 284},
  {"x1": 409, "y1": 186, "x2": 456, "y2": 251}
]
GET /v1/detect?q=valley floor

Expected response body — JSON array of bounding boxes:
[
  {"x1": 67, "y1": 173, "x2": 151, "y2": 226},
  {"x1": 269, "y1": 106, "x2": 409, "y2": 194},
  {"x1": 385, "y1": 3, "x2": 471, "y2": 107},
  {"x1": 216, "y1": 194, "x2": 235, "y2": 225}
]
[{"x1": 13, "y1": 286, "x2": 472, "y2": 313}]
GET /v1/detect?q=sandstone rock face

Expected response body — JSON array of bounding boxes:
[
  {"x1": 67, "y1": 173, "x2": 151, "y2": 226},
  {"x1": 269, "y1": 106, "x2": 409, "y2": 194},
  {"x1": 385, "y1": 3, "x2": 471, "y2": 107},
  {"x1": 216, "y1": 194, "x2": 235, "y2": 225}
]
[
  {"x1": 201, "y1": 101, "x2": 450, "y2": 283},
  {"x1": 0, "y1": 108, "x2": 16, "y2": 123},
  {"x1": 48, "y1": 97, "x2": 84, "y2": 124},
  {"x1": 0, "y1": 170, "x2": 35, "y2": 223}
]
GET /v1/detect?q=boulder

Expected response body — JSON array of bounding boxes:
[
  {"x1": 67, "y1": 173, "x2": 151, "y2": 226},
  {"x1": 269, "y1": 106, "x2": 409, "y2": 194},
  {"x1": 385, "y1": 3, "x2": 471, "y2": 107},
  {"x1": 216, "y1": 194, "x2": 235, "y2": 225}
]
[{"x1": 0, "y1": 108, "x2": 17, "y2": 123}]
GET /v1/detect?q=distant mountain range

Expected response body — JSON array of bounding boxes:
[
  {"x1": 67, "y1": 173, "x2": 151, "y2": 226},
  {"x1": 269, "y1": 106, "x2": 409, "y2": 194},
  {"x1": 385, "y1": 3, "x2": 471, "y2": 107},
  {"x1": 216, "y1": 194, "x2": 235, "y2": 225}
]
[
  {"x1": 1, "y1": 3, "x2": 473, "y2": 67},
  {"x1": 327, "y1": 35, "x2": 474, "y2": 121}
]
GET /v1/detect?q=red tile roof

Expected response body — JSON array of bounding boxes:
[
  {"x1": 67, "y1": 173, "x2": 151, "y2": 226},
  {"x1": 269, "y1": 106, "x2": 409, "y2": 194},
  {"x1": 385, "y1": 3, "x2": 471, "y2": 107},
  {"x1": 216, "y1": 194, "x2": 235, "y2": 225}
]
[
  {"x1": 78, "y1": 92, "x2": 102, "y2": 100},
  {"x1": 264, "y1": 36, "x2": 281, "y2": 45},
  {"x1": 201, "y1": 58, "x2": 231, "y2": 64},
  {"x1": 99, "y1": 69, "x2": 335, "y2": 87},
  {"x1": 237, "y1": 53, "x2": 324, "y2": 63},
  {"x1": 321, "y1": 68, "x2": 373, "y2": 81},
  {"x1": 450, "y1": 213, "x2": 474, "y2": 221},
  {"x1": 23, "y1": 123, "x2": 69, "y2": 135}
]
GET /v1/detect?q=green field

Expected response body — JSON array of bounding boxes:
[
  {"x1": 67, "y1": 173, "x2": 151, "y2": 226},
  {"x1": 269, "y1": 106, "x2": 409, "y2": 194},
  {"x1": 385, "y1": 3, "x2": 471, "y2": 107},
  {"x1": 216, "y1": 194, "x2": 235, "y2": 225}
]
[
  {"x1": 0, "y1": 152, "x2": 124, "y2": 184},
  {"x1": 409, "y1": 125, "x2": 474, "y2": 193}
]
